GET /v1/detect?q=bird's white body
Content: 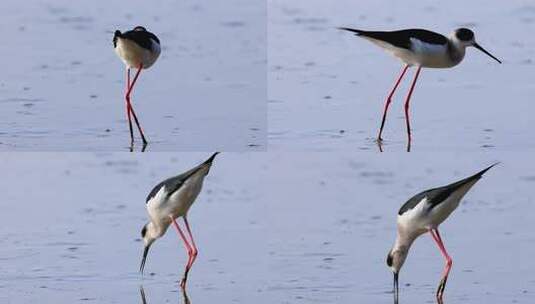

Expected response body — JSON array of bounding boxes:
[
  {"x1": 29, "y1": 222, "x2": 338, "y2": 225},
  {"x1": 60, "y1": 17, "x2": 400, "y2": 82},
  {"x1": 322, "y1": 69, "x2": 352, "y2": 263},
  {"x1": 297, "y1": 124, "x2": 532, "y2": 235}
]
[
  {"x1": 396, "y1": 178, "x2": 478, "y2": 244},
  {"x1": 146, "y1": 166, "x2": 209, "y2": 236},
  {"x1": 363, "y1": 35, "x2": 466, "y2": 68},
  {"x1": 115, "y1": 37, "x2": 161, "y2": 69},
  {"x1": 139, "y1": 153, "x2": 219, "y2": 284},
  {"x1": 386, "y1": 165, "x2": 496, "y2": 301}
]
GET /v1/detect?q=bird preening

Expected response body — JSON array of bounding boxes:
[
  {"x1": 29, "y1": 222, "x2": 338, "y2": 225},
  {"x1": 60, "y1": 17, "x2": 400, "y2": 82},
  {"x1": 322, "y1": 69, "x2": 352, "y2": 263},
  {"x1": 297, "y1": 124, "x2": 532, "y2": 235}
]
[
  {"x1": 387, "y1": 163, "x2": 497, "y2": 302},
  {"x1": 113, "y1": 26, "x2": 161, "y2": 150},
  {"x1": 339, "y1": 27, "x2": 502, "y2": 151},
  {"x1": 139, "y1": 152, "x2": 220, "y2": 289}
]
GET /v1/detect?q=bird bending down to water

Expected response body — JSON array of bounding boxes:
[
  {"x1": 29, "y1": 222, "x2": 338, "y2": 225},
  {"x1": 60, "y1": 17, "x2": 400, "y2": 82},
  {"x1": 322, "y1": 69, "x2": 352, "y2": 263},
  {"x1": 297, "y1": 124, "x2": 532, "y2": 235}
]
[
  {"x1": 387, "y1": 163, "x2": 497, "y2": 302},
  {"x1": 113, "y1": 26, "x2": 161, "y2": 148},
  {"x1": 140, "y1": 153, "x2": 219, "y2": 289},
  {"x1": 339, "y1": 27, "x2": 501, "y2": 151}
]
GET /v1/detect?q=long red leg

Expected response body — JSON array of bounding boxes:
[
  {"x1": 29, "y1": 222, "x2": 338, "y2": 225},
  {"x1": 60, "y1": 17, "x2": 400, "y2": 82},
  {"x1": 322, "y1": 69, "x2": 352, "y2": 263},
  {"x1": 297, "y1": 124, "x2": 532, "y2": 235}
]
[
  {"x1": 183, "y1": 217, "x2": 199, "y2": 271},
  {"x1": 125, "y1": 64, "x2": 148, "y2": 145},
  {"x1": 125, "y1": 68, "x2": 134, "y2": 144},
  {"x1": 170, "y1": 216, "x2": 195, "y2": 289},
  {"x1": 430, "y1": 229, "x2": 453, "y2": 299},
  {"x1": 377, "y1": 65, "x2": 409, "y2": 142},
  {"x1": 403, "y1": 66, "x2": 422, "y2": 151}
]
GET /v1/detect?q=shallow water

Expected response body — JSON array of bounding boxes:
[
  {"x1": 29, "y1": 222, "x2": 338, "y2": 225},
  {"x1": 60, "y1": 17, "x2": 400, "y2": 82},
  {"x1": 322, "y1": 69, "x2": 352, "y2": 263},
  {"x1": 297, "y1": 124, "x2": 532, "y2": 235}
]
[
  {"x1": 268, "y1": 0, "x2": 535, "y2": 152},
  {"x1": 0, "y1": 0, "x2": 266, "y2": 151},
  {"x1": 1, "y1": 153, "x2": 534, "y2": 303},
  {"x1": 262, "y1": 152, "x2": 535, "y2": 303}
]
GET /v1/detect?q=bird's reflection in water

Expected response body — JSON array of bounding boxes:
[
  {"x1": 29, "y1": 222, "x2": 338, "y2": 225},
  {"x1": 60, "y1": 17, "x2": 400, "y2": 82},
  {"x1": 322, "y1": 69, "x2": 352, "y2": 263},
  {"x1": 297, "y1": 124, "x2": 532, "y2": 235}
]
[
  {"x1": 392, "y1": 294, "x2": 445, "y2": 304},
  {"x1": 129, "y1": 142, "x2": 148, "y2": 152},
  {"x1": 140, "y1": 285, "x2": 190, "y2": 304}
]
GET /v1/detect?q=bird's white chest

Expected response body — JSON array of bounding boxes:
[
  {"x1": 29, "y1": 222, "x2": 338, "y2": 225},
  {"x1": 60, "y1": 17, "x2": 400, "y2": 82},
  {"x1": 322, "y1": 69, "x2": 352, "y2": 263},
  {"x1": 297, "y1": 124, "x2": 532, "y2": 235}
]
[
  {"x1": 397, "y1": 199, "x2": 430, "y2": 235},
  {"x1": 146, "y1": 175, "x2": 205, "y2": 222},
  {"x1": 409, "y1": 39, "x2": 463, "y2": 68},
  {"x1": 398, "y1": 181, "x2": 476, "y2": 232},
  {"x1": 115, "y1": 38, "x2": 160, "y2": 69}
]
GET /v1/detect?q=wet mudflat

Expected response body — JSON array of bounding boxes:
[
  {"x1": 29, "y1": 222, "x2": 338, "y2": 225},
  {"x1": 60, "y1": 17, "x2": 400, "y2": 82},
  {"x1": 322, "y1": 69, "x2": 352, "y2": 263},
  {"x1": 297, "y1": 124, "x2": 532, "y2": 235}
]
[
  {"x1": 268, "y1": 0, "x2": 535, "y2": 152},
  {"x1": 0, "y1": 0, "x2": 266, "y2": 151}
]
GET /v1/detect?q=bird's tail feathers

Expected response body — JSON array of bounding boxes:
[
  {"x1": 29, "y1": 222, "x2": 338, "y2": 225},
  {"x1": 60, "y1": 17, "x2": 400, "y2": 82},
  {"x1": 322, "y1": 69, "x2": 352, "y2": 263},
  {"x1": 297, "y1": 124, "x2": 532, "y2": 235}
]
[
  {"x1": 337, "y1": 27, "x2": 365, "y2": 36},
  {"x1": 200, "y1": 152, "x2": 220, "y2": 174},
  {"x1": 457, "y1": 162, "x2": 499, "y2": 187},
  {"x1": 202, "y1": 152, "x2": 220, "y2": 166},
  {"x1": 474, "y1": 162, "x2": 500, "y2": 178}
]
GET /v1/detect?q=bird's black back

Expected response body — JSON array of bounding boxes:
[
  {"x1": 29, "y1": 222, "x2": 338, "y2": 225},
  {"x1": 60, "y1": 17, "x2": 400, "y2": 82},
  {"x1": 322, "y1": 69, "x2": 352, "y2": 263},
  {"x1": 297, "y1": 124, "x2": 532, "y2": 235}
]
[
  {"x1": 114, "y1": 27, "x2": 160, "y2": 50},
  {"x1": 339, "y1": 28, "x2": 448, "y2": 50},
  {"x1": 145, "y1": 153, "x2": 219, "y2": 203},
  {"x1": 398, "y1": 164, "x2": 497, "y2": 216}
]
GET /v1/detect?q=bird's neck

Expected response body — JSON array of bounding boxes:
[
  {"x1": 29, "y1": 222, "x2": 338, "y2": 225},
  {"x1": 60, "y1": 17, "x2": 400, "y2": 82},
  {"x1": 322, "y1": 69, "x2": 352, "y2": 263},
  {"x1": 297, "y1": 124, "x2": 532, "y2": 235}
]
[
  {"x1": 447, "y1": 40, "x2": 466, "y2": 65},
  {"x1": 149, "y1": 221, "x2": 168, "y2": 239},
  {"x1": 393, "y1": 230, "x2": 418, "y2": 253}
]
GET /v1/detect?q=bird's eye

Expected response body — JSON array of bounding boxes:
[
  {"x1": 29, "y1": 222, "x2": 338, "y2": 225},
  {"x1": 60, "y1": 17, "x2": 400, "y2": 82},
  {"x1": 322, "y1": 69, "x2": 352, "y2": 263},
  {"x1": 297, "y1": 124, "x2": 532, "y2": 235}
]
[
  {"x1": 386, "y1": 253, "x2": 393, "y2": 267},
  {"x1": 456, "y1": 28, "x2": 474, "y2": 41},
  {"x1": 141, "y1": 226, "x2": 147, "y2": 237}
]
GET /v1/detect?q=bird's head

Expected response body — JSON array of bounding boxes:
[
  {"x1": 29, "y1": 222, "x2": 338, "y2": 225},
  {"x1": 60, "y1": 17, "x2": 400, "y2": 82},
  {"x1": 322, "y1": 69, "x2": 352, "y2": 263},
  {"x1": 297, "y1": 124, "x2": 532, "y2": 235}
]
[
  {"x1": 134, "y1": 26, "x2": 147, "y2": 32},
  {"x1": 386, "y1": 247, "x2": 408, "y2": 273},
  {"x1": 139, "y1": 222, "x2": 158, "y2": 274},
  {"x1": 113, "y1": 30, "x2": 122, "y2": 47},
  {"x1": 452, "y1": 28, "x2": 501, "y2": 63},
  {"x1": 386, "y1": 246, "x2": 409, "y2": 292}
]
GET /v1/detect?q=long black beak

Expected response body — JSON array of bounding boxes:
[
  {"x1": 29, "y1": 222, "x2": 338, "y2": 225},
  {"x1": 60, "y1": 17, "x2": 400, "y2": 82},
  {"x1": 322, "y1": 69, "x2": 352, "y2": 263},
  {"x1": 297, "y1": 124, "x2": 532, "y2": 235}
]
[
  {"x1": 393, "y1": 272, "x2": 399, "y2": 303},
  {"x1": 140, "y1": 245, "x2": 150, "y2": 274},
  {"x1": 473, "y1": 43, "x2": 502, "y2": 64}
]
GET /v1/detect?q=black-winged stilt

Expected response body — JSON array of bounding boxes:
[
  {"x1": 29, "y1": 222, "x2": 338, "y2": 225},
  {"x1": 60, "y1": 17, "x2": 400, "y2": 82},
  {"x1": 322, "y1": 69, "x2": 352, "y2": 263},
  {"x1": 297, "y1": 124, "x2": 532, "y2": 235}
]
[
  {"x1": 139, "y1": 153, "x2": 219, "y2": 289},
  {"x1": 339, "y1": 27, "x2": 501, "y2": 151},
  {"x1": 113, "y1": 26, "x2": 161, "y2": 147},
  {"x1": 387, "y1": 163, "x2": 497, "y2": 302}
]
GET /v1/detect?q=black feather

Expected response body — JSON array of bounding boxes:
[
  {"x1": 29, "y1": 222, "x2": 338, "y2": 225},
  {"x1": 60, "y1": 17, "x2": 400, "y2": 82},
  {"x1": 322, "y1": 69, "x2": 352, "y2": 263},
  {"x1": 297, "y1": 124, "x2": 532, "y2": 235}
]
[
  {"x1": 114, "y1": 27, "x2": 160, "y2": 51},
  {"x1": 145, "y1": 153, "x2": 220, "y2": 203},
  {"x1": 339, "y1": 27, "x2": 448, "y2": 50},
  {"x1": 398, "y1": 163, "x2": 497, "y2": 215}
]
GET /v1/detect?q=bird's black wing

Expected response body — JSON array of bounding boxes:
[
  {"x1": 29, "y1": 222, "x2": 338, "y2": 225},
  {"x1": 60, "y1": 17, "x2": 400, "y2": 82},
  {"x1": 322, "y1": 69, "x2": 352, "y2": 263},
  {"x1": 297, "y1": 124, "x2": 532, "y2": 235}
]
[
  {"x1": 398, "y1": 163, "x2": 497, "y2": 215},
  {"x1": 339, "y1": 28, "x2": 447, "y2": 50},
  {"x1": 145, "y1": 153, "x2": 219, "y2": 203},
  {"x1": 121, "y1": 30, "x2": 160, "y2": 50}
]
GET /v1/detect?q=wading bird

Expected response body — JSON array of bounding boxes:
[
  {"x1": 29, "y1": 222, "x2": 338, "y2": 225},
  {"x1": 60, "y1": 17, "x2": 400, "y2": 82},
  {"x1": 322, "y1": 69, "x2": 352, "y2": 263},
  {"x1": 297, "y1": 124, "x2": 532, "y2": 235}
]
[
  {"x1": 387, "y1": 163, "x2": 497, "y2": 302},
  {"x1": 140, "y1": 153, "x2": 219, "y2": 289},
  {"x1": 339, "y1": 27, "x2": 501, "y2": 151},
  {"x1": 113, "y1": 26, "x2": 161, "y2": 148}
]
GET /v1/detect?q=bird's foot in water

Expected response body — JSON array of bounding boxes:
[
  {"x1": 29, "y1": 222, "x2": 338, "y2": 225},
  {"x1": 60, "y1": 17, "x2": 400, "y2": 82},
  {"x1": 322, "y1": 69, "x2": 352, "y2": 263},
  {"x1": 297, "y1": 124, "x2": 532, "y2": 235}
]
[
  {"x1": 436, "y1": 276, "x2": 448, "y2": 300},
  {"x1": 376, "y1": 137, "x2": 385, "y2": 152}
]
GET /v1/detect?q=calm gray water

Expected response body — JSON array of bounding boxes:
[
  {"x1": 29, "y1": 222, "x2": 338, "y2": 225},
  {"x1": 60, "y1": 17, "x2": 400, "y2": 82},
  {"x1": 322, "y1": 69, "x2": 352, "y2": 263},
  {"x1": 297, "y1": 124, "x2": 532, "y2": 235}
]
[
  {"x1": 263, "y1": 152, "x2": 535, "y2": 303},
  {"x1": 1, "y1": 153, "x2": 534, "y2": 303},
  {"x1": 0, "y1": 0, "x2": 266, "y2": 151},
  {"x1": 269, "y1": 0, "x2": 535, "y2": 152}
]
